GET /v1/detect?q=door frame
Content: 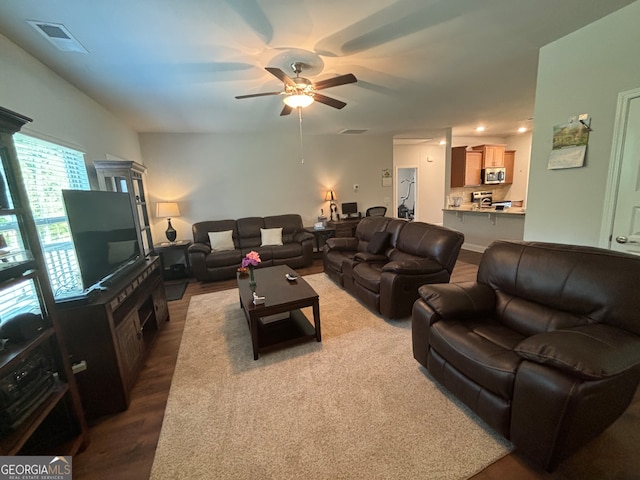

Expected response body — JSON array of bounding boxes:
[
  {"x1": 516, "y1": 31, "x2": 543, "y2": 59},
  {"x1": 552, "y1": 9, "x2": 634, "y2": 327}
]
[
  {"x1": 395, "y1": 165, "x2": 418, "y2": 220},
  {"x1": 600, "y1": 86, "x2": 640, "y2": 248}
]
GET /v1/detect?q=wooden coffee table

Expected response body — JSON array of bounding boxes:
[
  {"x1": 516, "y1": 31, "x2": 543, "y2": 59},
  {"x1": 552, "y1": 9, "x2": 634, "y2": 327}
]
[{"x1": 238, "y1": 265, "x2": 321, "y2": 360}]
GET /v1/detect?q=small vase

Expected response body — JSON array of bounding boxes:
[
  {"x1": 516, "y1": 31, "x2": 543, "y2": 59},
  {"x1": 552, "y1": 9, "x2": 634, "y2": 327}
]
[{"x1": 249, "y1": 266, "x2": 256, "y2": 288}]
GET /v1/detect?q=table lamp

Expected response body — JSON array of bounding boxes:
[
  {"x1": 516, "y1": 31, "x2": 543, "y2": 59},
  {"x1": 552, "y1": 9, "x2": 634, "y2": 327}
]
[
  {"x1": 156, "y1": 202, "x2": 180, "y2": 242},
  {"x1": 325, "y1": 190, "x2": 337, "y2": 221}
]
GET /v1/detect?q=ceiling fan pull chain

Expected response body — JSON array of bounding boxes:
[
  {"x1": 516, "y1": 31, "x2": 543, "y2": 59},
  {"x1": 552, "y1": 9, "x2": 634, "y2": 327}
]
[{"x1": 298, "y1": 107, "x2": 305, "y2": 164}]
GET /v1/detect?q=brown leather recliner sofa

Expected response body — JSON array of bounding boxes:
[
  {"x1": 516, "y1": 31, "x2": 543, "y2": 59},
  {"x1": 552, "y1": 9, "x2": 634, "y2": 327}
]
[
  {"x1": 323, "y1": 216, "x2": 464, "y2": 318},
  {"x1": 188, "y1": 214, "x2": 314, "y2": 282},
  {"x1": 412, "y1": 240, "x2": 640, "y2": 470}
]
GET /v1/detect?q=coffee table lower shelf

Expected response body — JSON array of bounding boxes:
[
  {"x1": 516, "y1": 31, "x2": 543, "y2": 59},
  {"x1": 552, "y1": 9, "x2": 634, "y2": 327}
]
[{"x1": 255, "y1": 309, "x2": 317, "y2": 356}]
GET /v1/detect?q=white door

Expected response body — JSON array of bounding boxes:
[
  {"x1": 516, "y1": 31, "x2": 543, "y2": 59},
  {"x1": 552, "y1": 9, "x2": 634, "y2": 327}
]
[{"x1": 608, "y1": 90, "x2": 640, "y2": 255}]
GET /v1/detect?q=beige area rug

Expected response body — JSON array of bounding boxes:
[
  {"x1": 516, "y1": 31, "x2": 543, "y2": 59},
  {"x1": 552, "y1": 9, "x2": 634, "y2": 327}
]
[{"x1": 151, "y1": 274, "x2": 512, "y2": 480}]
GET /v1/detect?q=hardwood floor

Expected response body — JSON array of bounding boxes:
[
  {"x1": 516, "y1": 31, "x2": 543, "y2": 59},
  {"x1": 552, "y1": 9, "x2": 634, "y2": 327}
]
[{"x1": 71, "y1": 251, "x2": 639, "y2": 479}]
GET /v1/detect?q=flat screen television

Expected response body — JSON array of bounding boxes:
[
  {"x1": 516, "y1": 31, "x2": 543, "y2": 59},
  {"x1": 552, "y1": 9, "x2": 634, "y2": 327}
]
[
  {"x1": 341, "y1": 202, "x2": 358, "y2": 217},
  {"x1": 62, "y1": 190, "x2": 142, "y2": 291}
]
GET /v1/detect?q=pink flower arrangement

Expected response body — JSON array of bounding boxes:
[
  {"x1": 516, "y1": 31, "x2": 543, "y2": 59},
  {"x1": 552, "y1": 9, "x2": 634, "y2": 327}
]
[{"x1": 242, "y1": 251, "x2": 261, "y2": 268}]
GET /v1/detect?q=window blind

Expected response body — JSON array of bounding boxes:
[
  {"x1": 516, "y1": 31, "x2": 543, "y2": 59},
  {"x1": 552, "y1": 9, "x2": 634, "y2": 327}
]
[{"x1": 0, "y1": 134, "x2": 90, "y2": 319}]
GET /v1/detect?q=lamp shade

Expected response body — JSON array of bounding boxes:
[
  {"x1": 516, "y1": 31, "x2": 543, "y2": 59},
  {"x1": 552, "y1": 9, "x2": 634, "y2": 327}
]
[
  {"x1": 283, "y1": 94, "x2": 314, "y2": 108},
  {"x1": 156, "y1": 202, "x2": 180, "y2": 218},
  {"x1": 325, "y1": 190, "x2": 336, "y2": 202}
]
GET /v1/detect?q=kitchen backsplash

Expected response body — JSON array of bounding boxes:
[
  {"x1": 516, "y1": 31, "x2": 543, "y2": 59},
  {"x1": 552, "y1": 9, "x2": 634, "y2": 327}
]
[{"x1": 448, "y1": 184, "x2": 519, "y2": 205}]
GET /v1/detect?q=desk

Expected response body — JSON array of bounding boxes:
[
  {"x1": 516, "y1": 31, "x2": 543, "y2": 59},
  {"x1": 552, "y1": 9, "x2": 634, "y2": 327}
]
[
  {"x1": 303, "y1": 227, "x2": 336, "y2": 254},
  {"x1": 153, "y1": 240, "x2": 192, "y2": 279},
  {"x1": 327, "y1": 217, "x2": 362, "y2": 237}
]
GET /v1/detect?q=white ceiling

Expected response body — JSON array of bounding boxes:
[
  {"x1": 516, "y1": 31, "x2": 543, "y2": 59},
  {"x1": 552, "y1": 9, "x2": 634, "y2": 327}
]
[{"x1": 0, "y1": 0, "x2": 635, "y2": 139}]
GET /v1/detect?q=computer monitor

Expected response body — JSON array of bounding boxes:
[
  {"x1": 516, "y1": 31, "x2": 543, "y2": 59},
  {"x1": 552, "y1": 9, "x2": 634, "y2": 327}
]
[{"x1": 341, "y1": 202, "x2": 358, "y2": 217}]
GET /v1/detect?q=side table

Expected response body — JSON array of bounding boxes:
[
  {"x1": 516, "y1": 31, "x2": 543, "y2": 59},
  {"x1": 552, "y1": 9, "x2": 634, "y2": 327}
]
[
  {"x1": 153, "y1": 240, "x2": 192, "y2": 279},
  {"x1": 303, "y1": 227, "x2": 336, "y2": 255}
]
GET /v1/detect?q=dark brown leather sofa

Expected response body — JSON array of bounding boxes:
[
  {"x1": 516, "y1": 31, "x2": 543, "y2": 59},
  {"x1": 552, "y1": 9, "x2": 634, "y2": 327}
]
[
  {"x1": 188, "y1": 214, "x2": 313, "y2": 281},
  {"x1": 323, "y1": 216, "x2": 464, "y2": 318},
  {"x1": 412, "y1": 240, "x2": 640, "y2": 470}
]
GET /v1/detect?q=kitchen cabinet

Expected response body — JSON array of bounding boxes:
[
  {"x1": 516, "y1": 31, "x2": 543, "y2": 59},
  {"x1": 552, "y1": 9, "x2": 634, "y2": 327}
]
[
  {"x1": 472, "y1": 144, "x2": 506, "y2": 167},
  {"x1": 504, "y1": 150, "x2": 515, "y2": 184},
  {"x1": 451, "y1": 146, "x2": 483, "y2": 187}
]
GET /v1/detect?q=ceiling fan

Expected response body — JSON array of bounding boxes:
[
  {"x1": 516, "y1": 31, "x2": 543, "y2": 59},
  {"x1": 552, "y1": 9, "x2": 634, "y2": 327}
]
[{"x1": 235, "y1": 62, "x2": 357, "y2": 116}]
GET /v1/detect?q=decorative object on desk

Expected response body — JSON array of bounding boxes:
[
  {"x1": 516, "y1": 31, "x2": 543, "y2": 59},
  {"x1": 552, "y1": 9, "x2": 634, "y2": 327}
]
[
  {"x1": 242, "y1": 251, "x2": 261, "y2": 288},
  {"x1": 156, "y1": 202, "x2": 180, "y2": 242},
  {"x1": 252, "y1": 291, "x2": 265, "y2": 305},
  {"x1": 325, "y1": 190, "x2": 337, "y2": 221},
  {"x1": 318, "y1": 209, "x2": 327, "y2": 227}
]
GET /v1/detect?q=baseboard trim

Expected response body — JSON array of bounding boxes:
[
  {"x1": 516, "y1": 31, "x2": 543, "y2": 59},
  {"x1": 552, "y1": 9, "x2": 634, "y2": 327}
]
[{"x1": 461, "y1": 243, "x2": 488, "y2": 253}]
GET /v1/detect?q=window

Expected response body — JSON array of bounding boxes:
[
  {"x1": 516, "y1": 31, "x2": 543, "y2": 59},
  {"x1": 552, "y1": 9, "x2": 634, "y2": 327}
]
[{"x1": 0, "y1": 134, "x2": 90, "y2": 319}]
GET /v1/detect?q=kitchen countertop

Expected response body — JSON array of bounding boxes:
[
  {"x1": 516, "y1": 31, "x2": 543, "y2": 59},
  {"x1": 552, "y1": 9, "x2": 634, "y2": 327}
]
[{"x1": 443, "y1": 205, "x2": 525, "y2": 215}]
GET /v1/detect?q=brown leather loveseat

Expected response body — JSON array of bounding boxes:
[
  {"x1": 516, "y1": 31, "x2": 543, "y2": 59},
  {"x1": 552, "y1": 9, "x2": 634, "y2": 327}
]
[
  {"x1": 412, "y1": 240, "x2": 640, "y2": 470},
  {"x1": 188, "y1": 214, "x2": 313, "y2": 281},
  {"x1": 323, "y1": 216, "x2": 464, "y2": 318}
]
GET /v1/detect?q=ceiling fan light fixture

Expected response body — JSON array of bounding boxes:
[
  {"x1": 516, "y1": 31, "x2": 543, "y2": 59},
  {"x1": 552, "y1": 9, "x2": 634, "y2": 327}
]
[{"x1": 283, "y1": 94, "x2": 314, "y2": 108}]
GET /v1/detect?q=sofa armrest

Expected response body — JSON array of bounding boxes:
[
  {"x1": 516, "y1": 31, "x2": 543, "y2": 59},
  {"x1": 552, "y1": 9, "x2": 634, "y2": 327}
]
[
  {"x1": 325, "y1": 237, "x2": 358, "y2": 251},
  {"x1": 354, "y1": 252, "x2": 388, "y2": 263},
  {"x1": 382, "y1": 258, "x2": 444, "y2": 275},
  {"x1": 515, "y1": 324, "x2": 640, "y2": 380},
  {"x1": 188, "y1": 242, "x2": 211, "y2": 255},
  {"x1": 417, "y1": 282, "x2": 496, "y2": 319},
  {"x1": 293, "y1": 231, "x2": 314, "y2": 243}
]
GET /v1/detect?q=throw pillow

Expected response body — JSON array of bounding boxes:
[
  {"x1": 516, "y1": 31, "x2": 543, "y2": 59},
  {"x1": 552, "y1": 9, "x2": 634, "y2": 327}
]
[
  {"x1": 367, "y1": 231, "x2": 391, "y2": 255},
  {"x1": 261, "y1": 227, "x2": 283, "y2": 246},
  {"x1": 208, "y1": 230, "x2": 235, "y2": 252}
]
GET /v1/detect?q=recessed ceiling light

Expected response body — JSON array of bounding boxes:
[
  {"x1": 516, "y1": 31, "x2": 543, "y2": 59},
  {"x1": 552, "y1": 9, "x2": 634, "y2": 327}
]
[
  {"x1": 518, "y1": 127, "x2": 527, "y2": 133},
  {"x1": 476, "y1": 126, "x2": 486, "y2": 132},
  {"x1": 439, "y1": 140, "x2": 446, "y2": 145}
]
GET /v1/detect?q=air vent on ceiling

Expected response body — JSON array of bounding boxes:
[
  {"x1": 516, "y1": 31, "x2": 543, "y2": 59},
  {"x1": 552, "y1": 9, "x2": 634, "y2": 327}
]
[
  {"x1": 339, "y1": 129, "x2": 368, "y2": 135},
  {"x1": 27, "y1": 20, "x2": 88, "y2": 53}
]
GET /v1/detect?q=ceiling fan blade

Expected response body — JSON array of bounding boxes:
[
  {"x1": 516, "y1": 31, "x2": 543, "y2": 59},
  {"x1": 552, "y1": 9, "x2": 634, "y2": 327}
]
[
  {"x1": 280, "y1": 105, "x2": 293, "y2": 116},
  {"x1": 314, "y1": 73, "x2": 357, "y2": 90},
  {"x1": 235, "y1": 91, "x2": 282, "y2": 99},
  {"x1": 313, "y1": 93, "x2": 347, "y2": 109},
  {"x1": 265, "y1": 67, "x2": 296, "y2": 87}
]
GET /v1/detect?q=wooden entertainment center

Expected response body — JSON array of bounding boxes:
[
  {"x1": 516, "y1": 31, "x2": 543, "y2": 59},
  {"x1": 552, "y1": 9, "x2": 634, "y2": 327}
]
[{"x1": 57, "y1": 256, "x2": 169, "y2": 419}]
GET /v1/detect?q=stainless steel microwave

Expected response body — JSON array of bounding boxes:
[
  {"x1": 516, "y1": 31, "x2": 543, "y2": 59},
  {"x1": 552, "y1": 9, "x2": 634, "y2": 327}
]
[{"x1": 482, "y1": 167, "x2": 506, "y2": 184}]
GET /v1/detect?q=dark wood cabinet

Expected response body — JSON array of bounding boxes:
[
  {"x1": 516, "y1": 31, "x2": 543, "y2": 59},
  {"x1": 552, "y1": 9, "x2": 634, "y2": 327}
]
[
  {"x1": 57, "y1": 257, "x2": 169, "y2": 419},
  {"x1": 94, "y1": 160, "x2": 154, "y2": 256},
  {"x1": 327, "y1": 218, "x2": 362, "y2": 237},
  {"x1": 0, "y1": 106, "x2": 88, "y2": 455}
]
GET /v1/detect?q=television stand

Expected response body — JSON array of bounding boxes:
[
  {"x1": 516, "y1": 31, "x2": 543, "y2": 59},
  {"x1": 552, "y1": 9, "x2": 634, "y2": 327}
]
[{"x1": 56, "y1": 256, "x2": 169, "y2": 419}]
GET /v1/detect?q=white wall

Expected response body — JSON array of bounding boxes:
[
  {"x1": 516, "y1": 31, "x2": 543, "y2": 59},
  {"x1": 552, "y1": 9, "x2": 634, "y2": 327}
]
[
  {"x1": 525, "y1": 1, "x2": 640, "y2": 246},
  {"x1": 0, "y1": 34, "x2": 142, "y2": 186},
  {"x1": 139, "y1": 132, "x2": 393, "y2": 242}
]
